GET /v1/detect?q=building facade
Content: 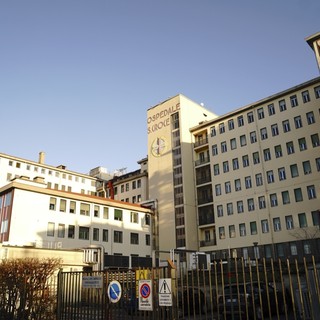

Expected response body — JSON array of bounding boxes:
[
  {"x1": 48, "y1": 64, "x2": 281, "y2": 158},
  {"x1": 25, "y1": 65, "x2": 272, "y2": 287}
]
[{"x1": 191, "y1": 77, "x2": 320, "y2": 261}]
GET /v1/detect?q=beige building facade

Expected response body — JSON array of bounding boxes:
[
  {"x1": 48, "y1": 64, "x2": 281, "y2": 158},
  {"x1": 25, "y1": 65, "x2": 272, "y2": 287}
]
[{"x1": 147, "y1": 95, "x2": 218, "y2": 255}]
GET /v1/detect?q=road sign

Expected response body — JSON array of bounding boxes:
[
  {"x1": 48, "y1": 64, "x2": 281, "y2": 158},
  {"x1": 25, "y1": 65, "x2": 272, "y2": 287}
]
[
  {"x1": 107, "y1": 280, "x2": 122, "y2": 303},
  {"x1": 138, "y1": 280, "x2": 153, "y2": 311},
  {"x1": 159, "y1": 278, "x2": 172, "y2": 306},
  {"x1": 82, "y1": 276, "x2": 103, "y2": 289}
]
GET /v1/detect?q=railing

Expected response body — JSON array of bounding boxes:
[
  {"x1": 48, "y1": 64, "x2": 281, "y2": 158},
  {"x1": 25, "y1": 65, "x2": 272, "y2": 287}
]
[
  {"x1": 195, "y1": 156, "x2": 210, "y2": 166},
  {"x1": 194, "y1": 137, "x2": 208, "y2": 148}
]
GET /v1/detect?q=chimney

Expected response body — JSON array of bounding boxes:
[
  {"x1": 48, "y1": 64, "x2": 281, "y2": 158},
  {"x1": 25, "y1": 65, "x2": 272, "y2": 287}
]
[{"x1": 38, "y1": 151, "x2": 45, "y2": 164}]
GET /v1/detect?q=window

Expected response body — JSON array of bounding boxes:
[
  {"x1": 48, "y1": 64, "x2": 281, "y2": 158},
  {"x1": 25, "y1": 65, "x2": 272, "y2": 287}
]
[
  {"x1": 68, "y1": 225, "x2": 75, "y2": 238},
  {"x1": 247, "y1": 198, "x2": 255, "y2": 211},
  {"x1": 255, "y1": 173, "x2": 263, "y2": 186},
  {"x1": 298, "y1": 138, "x2": 307, "y2": 151},
  {"x1": 250, "y1": 131, "x2": 257, "y2": 143},
  {"x1": 261, "y1": 220, "x2": 269, "y2": 233},
  {"x1": 282, "y1": 120, "x2": 291, "y2": 133},
  {"x1": 312, "y1": 210, "x2": 320, "y2": 227},
  {"x1": 234, "y1": 179, "x2": 241, "y2": 191},
  {"x1": 225, "y1": 181, "x2": 231, "y2": 193},
  {"x1": 242, "y1": 155, "x2": 249, "y2": 167},
  {"x1": 228, "y1": 119, "x2": 234, "y2": 130},
  {"x1": 137, "y1": 179, "x2": 141, "y2": 188},
  {"x1": 253, "y1": 152, "x2": 260, "y2": 164},
  {"x1": 232, "y1": 158, "x2": 239, "y2": 170},
  {"x1": 271, "y1": 124, "x2": 279, "y2": 136},
  {"x1": 294, "y1": 116, "x2": 303, "y2": 129},
  {"x1": 230, "y1": 138, "x2": 237, "y2": 150},
  {"x1": 267, "y1": 170, "x2": 274, "y2": 183},
  {"x1": 240, "y1": 135, "x2": 247, "y2": 146},
  {"x1": 302, "y1": 90, "x2": 310, "y2": 103},
  {"x1": 274, "y1": 145, "x2": 282, "y2": 158},
  {"x1": 58, "y1": 224, "x2": 65, "y2": 238},
  {"x1": 306, "y1": 111, "x2": 315, "y2": 124},
  {"x1": 314, "y1": 85, "x2": 320, "y2": 99},
  {"x1": 279, "y1": 99, "x2": 286, "y2": 112},
  {"x1": 227, "y1": 203, "x2": 233, "y2": 215},
  {"x1": 285, "y1": 215, "x2": 294, "y2": 230},
  {"x1": 286, "y1": 141, "x2": 295, "y2": 155},
  {"x1": 307, "y1": 185, "x2": 316, "y2": 199},
  {"x1": 79, "y1": 226, "x2": 89, "y2": 240},
  {"x1": 215, "y1": 184, "x2": 221, "y2": 196},
  {"x1": 221, "y1": 141, "x2": 227, "y2": 153},
  {"x1": 212, "y1": 144, "x2": 218, "y2": 155},
  {"x1": 47, "y1": 222, "x2": 55, "y2": 237},
  {"x1": 278, "y1": 167, "x2": 286, "y2": 181},
  {"x1": 213, "y1": 164, "x2": 220, "y2": 175},
  {"x1": 59, "y1": 200, "x2": 67, "y2": 212},
  {"x1": 260, "y1": 127, "x2": 268, "y2": 140},
  {"x1": 103, "y1": 207, "x2": 109, "y2": 219},
  {"x1": 219, "y1": 227, "x2": 225, "y2": 239},
  {"x1": 229, "y1": 225, "x2": 236, "y2": 238},
  {"x1": 298, "y1": 213, "x2": 307, "y2": 228},
  {"x1": 210, "y1": 126, "x2": 216, "y2": 137},
  {"x1": 114, "y1": 230, "x2": 123, "y2": 243},
  {"x1": 145, "y1": 214, "x2": 151, "y2": 225},
  {"x1": 247, "y1": 112, "x2": 254, "y2": 123},
  {"x1": 93, "y1": 228, "x2": 99, "y2": 241},
  {"x1": 273, "y1": 218, "x2": 281, "y2": 231},
  {"x1": 121, "y1": 185, "x2": 124, "y2": 193},
  {"x1": 311, "y1": 133, "x2": 320, "y2": 147},
  {"x1": 258, "y1": 196, "x2": 266, "y2": 209},
  {"x1": 304, "y1": 243, "x2": 312, "y2": 255},
  {"x1": 217, "y1": 205, "x2": 223, "y2": 217},
  {"x1": 130, "y1": 211, "x2": 139, "y2": 223},
  {"x1": 146, "y1": 234, "x2": 151, "y2": 246},
  {"x1": 237, "y1": 115, "x2": 244, "y2": 127},
  {"x1": 263, "y1": 148, "x2": 271, "y2": 161},
  {"x1": 219, "y1": 123, "x2": 225, "y2": 134},
  {"x1": 316, "y1": 158, "x2": 320, "y2": 171},
  {"x1": 245, "y1": 176, "x2": 252, "y2": 189},
  {"x1": 268, "y1": 104, "x2": 275, "y2": 115},
  {"x1": 49, "y1": 197, "x2": 56, "y2": 210},
  {"x1": 250, "y1": 222, "x2": 257, "y2": 235},
  {"x1": 282, "y1": 191, "x2": 290, "y2": 204},
  {"x1": 257, "y1": 108, "x2": 264, "y2": 119},
  {"x1": 270, "y1": 193, "x2": 278, "y2": 207},
  {"x1": 222, "y1": 161, "x2": 229, "y2": 173},
  {"x1": 94, "y1": 205, "x2": 100, "y2": 217},
  {"x1": 80, "y1": 203, "x2": 90, "y2": 216},
  {"x1": 132, "y1": 181, "x2": 136, "y2": 189},
  {"x1": 130, "y1": 233, "x2": 139, "y2": 245},
  {"x1": 303, "y1": 161, "x2": 311, "y2": 175},
  {"x1": 114, "y1": 209, "x2": 123, "y2": 221},
  {"x1": 237, "y1": 201, "x2": 244, "y2": 213},
  {"x1": 294, "y1": 188, "x2": 303, "y2": 202},
  {"x1": 102, "y1": 229, "x2": 108, "y2": 242},
  {"x1": 239, "y1": 223, "x2": 246, "y2": 237},
  {"x1": 290, "y1": 164, "x2": 299, "y2": 178},
  {"x1": 290, "y1": 95, "x2": 298, "y2": 107}
]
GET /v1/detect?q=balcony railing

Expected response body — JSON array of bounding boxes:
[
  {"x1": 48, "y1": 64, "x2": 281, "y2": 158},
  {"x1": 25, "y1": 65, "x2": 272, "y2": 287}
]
[
  {"x1": 196, "y1": 176, "x2": 211, "y2": 185},
  {"x1": 199, "y1": 239, "x2": 216, "y2": 247},
  {"x1": 195, "y1": 156, "x2": 210, "y2": 167},
  {"x1": 194, "y1": 137, "x2": 208, "y2": 148},
  {"x1": 197, "y1": 196, "x2": 213, "y2": 205}
]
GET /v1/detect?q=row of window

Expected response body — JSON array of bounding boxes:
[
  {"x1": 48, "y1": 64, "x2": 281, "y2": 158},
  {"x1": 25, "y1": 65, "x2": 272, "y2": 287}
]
[
  {"x1": 115, "y1": 179, "x2": 142, "y2": 194},
  {"x1": 49, "y1": 197, "x2": 150, "y2": 225},
  {"x1": 46, "y1": 222, "x2": 151, "y2": 245},
  {"x1": 7, "y1": 159, "x2": 90, "y2": 184},
  {"x1": 215, "y1": 185, "x2": 317, "y2": 217},
  {"x1": 212, "y1": 132, "x2": 319, "y2": 156},
  {"x1": 210, "y1": 85, "x2": 320, "y2": 136},
  {"x1": 120, "y1": 195, "x2": 142, "y2": 203},
  {"x1": 214, "y1": 166, "x2": 318, "y2": 196},
  {"x1": 218, "y1": 210, "x2": 319, "y2": 240}
]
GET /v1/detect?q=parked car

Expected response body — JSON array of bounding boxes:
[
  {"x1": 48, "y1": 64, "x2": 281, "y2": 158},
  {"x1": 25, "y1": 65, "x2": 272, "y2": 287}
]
[{"x1": 218, "y1": 282, "x2": 286, "y2": 319}]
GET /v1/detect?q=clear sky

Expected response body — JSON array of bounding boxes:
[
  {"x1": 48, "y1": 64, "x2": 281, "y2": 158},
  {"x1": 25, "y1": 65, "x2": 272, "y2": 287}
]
[{"x1": 1, "y1": 0, "x2": 319, "y2": 174}]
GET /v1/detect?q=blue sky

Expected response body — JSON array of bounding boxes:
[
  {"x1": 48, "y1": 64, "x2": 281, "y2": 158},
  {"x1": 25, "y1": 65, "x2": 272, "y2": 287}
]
[{"x1": 1, "y1": 0, "x2": 319, "y2": 174}]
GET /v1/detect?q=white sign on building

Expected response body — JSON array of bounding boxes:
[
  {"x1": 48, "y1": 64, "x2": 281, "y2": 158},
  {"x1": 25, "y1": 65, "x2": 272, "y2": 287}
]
[
  {"x1": 82, "y1": 276, "x2": 103, "y2": 289},
  {"x1": 159, "y1": 278, "x2": 172, "y2": 306}
]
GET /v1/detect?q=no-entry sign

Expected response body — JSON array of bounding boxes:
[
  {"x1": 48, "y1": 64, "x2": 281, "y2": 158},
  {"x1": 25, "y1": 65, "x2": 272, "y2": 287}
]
[{"x1": 138, "y1": 280, "x2": 153, "y2": 311}]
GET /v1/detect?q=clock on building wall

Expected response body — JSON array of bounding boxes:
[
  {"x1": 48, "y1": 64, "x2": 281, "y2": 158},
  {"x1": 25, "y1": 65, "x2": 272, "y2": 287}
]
[{"x1": 151, "y1": 137, "x2": 167, "y2": 157}]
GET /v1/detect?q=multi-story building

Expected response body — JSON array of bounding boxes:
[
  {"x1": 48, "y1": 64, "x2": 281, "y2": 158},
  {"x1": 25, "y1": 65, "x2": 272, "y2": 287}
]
[
  {"x1": 0, "y1": 152, "x2": 154, "y2": 269},
  {"x1": 191, "y1": 77, "x2": 320, "y2": 261}
]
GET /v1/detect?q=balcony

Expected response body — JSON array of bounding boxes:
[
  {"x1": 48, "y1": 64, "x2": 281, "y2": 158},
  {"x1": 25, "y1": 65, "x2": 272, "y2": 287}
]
[
  {"x1": 194, "y1": 137, "x2": 208, "y2": 149},
  {"x1": 196, "y1": 176, "x2": 211, "y2": 185},
  {"x1": 200, "y1": 239, "x2": 216, "y2": 247},
  {"x1": 197, "y1": 196, "x2": 213, "y2": 205},
  {"x1": 195, "y1": 156, "x2": 210, "y2": 167}
]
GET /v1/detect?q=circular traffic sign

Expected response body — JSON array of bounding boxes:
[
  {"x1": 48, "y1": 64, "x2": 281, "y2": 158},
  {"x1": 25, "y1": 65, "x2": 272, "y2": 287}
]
[
  {"x1": 140, "y1": 283, "x2": 151, "y2": 299},
  {"x1": 107, "y1": 280, "x2": 122, "y2": 303}
]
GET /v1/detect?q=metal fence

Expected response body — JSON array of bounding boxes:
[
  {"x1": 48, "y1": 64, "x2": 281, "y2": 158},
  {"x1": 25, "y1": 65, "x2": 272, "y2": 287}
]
[{"x1": 56, "y1": 256, "x2": 320, "y2": 320}]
